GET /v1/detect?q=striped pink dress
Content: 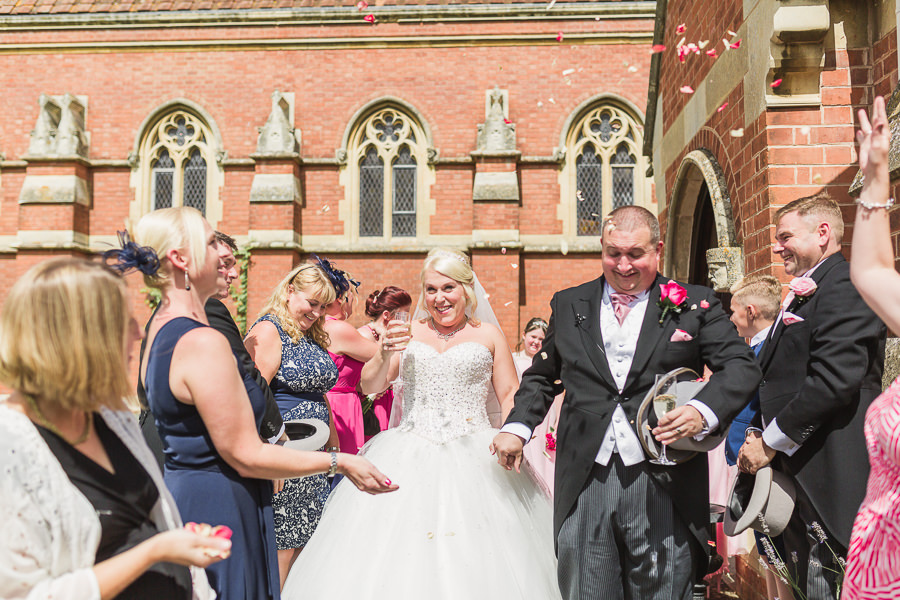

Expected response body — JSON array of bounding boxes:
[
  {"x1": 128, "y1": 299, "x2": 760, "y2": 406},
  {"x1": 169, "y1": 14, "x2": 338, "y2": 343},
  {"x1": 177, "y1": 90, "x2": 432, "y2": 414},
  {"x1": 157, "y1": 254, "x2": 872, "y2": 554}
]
[{"x1": 843, "y1": 377, "x2": 900, "y2": 599}]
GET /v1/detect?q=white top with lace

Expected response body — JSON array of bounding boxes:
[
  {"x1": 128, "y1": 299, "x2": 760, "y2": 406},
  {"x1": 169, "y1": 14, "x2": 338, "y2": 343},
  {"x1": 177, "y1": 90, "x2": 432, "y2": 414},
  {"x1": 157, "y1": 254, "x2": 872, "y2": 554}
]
[
  {"x1": 0, "y1": 404, "x2": 214, "y2": 600},
  {"x1": 396, "y1": 341, "x2": 495, "y2": 444}
]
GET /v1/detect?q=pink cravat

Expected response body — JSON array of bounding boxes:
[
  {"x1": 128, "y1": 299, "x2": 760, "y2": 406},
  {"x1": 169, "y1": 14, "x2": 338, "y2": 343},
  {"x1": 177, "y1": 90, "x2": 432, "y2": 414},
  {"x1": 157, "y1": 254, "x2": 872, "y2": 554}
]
[{"x1": 610, "y1": 292, "x2": 638, "y2": 325}]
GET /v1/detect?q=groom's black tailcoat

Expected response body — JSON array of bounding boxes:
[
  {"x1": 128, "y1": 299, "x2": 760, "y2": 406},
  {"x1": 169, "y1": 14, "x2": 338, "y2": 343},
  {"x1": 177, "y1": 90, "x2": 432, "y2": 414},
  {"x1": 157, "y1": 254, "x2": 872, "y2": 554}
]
[
  {"x1": 507, "y1": 273, "x2": 760, "y2": 578},
  {"x1": 756, "y1": 252, "x2": 885, "y2": 548}
]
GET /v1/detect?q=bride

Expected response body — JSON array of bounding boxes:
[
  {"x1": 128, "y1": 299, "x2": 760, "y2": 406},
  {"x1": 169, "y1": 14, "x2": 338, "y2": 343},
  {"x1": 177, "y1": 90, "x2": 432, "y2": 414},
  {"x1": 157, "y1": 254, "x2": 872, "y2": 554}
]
[{"x1": 281, "y1": 248, "x2": 562, "y2": 599}]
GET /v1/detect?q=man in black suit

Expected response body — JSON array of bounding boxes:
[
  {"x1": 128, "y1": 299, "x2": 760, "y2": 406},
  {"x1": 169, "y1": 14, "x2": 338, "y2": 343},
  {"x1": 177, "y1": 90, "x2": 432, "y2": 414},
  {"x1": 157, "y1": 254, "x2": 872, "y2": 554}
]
[
  {"x1": 492, "y1": 206, "x2": 760, "y2": 600},
  {"x1": 738, "y1": 195, "x2": 885, "y2": 599},
  {"x1": 138, "y1": 232, "x2": 284, "y2": 467}
]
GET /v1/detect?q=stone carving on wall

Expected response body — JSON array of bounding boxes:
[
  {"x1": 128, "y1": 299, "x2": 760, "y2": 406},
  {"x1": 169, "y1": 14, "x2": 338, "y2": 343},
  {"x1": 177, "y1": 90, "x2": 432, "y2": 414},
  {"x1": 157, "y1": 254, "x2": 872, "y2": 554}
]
[
  {"x1": 705, "y1": 246, "x2": 744, "y2": 292},
  {"x1": 767, "y1": 0, "x2": 830, "y2": 106},
  {"x1": 28, "y1": 94, "x2": 88, "y2": 158},
  {"x1": 476, "y1": 86, "x2": 516, "y2": 153},
  {"x1": 256, "y1": 90, "x2": 300, "y2": 155}
]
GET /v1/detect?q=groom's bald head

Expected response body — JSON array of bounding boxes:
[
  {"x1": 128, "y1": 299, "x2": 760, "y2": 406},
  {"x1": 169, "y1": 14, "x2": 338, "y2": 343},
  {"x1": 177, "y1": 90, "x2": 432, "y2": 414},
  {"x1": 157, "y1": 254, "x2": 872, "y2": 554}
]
[{"x1": 601, "y1": 206, "x2": 661, "y2": 246}]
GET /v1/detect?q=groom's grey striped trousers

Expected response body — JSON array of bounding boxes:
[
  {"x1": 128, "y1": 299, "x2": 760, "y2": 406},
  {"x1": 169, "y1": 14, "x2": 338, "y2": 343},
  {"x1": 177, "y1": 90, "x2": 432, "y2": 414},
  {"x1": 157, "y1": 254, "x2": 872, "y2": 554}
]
[{"x1": 557, "y1": 458, "x2": 695, "y2": 600}]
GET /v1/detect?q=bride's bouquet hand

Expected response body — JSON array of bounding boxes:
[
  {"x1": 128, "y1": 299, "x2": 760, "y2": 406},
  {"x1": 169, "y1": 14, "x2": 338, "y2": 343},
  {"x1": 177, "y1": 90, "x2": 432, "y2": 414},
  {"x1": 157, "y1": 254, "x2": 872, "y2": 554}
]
[{"x1": 338, "y1": 453, "x2": 400, "y2": 495}]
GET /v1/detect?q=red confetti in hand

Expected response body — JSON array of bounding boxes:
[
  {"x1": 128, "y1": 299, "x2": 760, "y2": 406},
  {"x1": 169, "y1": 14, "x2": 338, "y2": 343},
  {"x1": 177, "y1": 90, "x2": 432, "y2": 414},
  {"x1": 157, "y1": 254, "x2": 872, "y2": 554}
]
[
  {"x1": 717, "y1": 102, "x2": 728, "y2": 113},
  {"x1": 675, "y1": 23, "x2": 686, "y2": 34},
  {"x1": 211, "y1": 526, "x2": 233, "y2": 540},
  {"x1": 356, "y1": 0, "x2": 367, "y2": 9},
  {"x1": 650, "y1": 44, "x2": 666, "y2": 54},
  {"x1": 770, "y1": 78, "x2": 783, "y2": 88},
  {"x1": 363, "y1": 13, "x2": 375, "y2": 23},
  {"x1": 680, "y1": 85, "x2": 694, "y2": 94},
  {"x1": 556, "y1": 31, "x2": 564, "y2": 42}
]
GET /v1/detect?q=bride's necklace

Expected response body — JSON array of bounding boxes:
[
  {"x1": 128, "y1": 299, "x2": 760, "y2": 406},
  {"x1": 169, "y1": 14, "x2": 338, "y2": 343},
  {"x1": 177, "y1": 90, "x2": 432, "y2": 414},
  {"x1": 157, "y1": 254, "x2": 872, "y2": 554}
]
[
  {"x1": 429, "y1": 316, "x2": 468, "y2": 341},
  {"x1": 24, "y1": 394, "x2": 92, "y2": 445}
]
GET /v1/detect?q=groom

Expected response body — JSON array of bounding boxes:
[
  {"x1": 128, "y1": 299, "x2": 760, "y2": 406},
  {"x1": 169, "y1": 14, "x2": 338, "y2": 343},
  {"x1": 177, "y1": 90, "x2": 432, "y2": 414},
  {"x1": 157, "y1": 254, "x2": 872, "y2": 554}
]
[{"x1": 492, "y1": 206, "x2": 760, "y2": 599}]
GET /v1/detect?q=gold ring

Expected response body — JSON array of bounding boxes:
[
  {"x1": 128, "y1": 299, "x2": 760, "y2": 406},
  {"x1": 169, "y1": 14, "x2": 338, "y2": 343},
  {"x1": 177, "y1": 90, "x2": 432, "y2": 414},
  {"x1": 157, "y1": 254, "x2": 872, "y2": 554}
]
[{"x1": 675, "y1": 427, "x2": 682, "y2": 435}]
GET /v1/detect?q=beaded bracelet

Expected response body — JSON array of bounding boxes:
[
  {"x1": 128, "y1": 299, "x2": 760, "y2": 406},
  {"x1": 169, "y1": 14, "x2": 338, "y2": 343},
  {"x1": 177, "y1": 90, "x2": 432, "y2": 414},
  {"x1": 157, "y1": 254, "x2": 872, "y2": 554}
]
[{"x1": 856, "y1": 196, "x2": 895, "y2": 210}]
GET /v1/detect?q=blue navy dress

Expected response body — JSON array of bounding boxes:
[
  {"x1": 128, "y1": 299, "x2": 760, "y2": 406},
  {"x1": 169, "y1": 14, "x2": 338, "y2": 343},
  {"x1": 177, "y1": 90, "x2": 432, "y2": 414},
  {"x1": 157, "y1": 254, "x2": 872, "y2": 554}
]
[
  {"x1": 255, "y1": 314, "x2": 338, "y2": 550},
  {"x1": 145, "y1": 317, "x2": 280, "y2": 600}
]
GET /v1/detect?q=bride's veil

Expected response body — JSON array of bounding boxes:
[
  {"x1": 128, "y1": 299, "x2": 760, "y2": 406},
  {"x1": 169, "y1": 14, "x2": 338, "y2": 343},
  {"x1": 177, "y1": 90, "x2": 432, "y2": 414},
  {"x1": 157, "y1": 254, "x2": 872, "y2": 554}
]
[{"x1": 388, "y1": 256, "x2": 507, "y2": 429}]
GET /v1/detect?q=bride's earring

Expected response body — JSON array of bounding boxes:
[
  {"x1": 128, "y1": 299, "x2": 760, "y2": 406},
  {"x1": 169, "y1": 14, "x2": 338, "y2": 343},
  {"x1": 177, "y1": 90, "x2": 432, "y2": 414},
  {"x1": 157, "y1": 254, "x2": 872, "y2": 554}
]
[{"x1": 184, "y1": 270, "x2": 191, "y2": 291}]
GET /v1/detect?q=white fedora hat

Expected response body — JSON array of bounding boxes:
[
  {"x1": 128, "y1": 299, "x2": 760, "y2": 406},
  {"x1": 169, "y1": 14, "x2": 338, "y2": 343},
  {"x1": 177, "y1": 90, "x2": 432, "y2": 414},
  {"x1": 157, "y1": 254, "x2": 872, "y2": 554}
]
[
  {"x1": 723, "y1": 466, "x2": 796, "y2": 537},
  {"x1": 636, "y1": 368, "x2": 728, "y2": 464},
  {"x1": 282, "y1": 419, "x2": 329, "y2": 452}
]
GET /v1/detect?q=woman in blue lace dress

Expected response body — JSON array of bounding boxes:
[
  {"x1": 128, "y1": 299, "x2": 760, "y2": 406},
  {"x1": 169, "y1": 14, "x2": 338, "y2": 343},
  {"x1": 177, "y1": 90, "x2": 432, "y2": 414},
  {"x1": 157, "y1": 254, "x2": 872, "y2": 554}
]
[{"x1": 244, "y1": 263, "x2": 341, "y2": 588}]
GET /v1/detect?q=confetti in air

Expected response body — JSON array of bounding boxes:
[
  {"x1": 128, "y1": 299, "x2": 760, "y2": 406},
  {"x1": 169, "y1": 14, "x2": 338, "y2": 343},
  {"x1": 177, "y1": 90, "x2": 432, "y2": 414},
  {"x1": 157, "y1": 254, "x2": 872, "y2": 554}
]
[
  {"x1": 501, "y1": 247, "x2": 507, "y2": 255},
  {"x1": 556, "y1": 32, "x2": 564, "y2": 42},
  {"x1": 537, "y1": 101, "x2": 543, "y2": 108},
  {"x1": 510, "y1": 263, "x2": 518, "y2": 269},
  {"x1": 548, "y1": 97, "x2": 556, "y2": 104},
  {"x1": 675, "y1": 23, "x2": 686, "y2": 34},
  {"x1": 771, "y1": 78, "x2": 783, "y2": 88},
  {"x1": 730, "y1": 128, "x2": 745, "y2": 137},
  {"x1": 364, "y1": 13, "x2": 375, "y2": 23},
  {"x1": 650, "y1": 44, "x2": 667, "y2": 54},
  {"x1": 546, "y1": 0, "x2": 557, "y2": 8},
  {"x1": 727, "y1": 30, "x2": 737, "y2": 37},
  {"x1": 503, "y1": 118, "x2": 511, "y2": 124},
  {"x1": 698, "y1": 40, "x2": 709, "y2": 49},
  {"x1": 680, "y1": 85, "x2": 694, "y2": 94},
  {"x1": 560, "y1": 239, "x2": 569, "y2": 256},
  {"x1": 562, "y1": 68, "x2": 576, "y2": 77},
  {"x1": 576, "y1": 189, "x2": 584, "y2": 202},
  {"x1": 729, "y1": 39, "x2": 742, "y2": 49},
  {"x1": 800, "y1": 126, "x2": 811, "y2": 135},
  {"x1": 812, "y1": 173, "x2": 824, "y2": 184},
  {"x1": 717, "y1": 102, "x2": 728, "y2": 113},
  {"x1": 627, "y1": 65, "x2": 639, "y2": 73},
  {"x1": 356, "y1": 0, "x2": 367, "y2": 8},
  {"x1": 706, "y1": 49, "x2": 718, "y2": 58},
  {"x1": 504, "y1": 301, "x2": 513, "y2": 307}
]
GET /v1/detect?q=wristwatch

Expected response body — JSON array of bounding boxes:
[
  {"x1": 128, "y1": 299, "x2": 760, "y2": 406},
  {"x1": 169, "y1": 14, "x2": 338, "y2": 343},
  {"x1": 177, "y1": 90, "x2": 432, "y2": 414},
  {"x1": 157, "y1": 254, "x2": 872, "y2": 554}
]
[{"x1": 327, "y1": 451, "x2": 338, "y2": 477}]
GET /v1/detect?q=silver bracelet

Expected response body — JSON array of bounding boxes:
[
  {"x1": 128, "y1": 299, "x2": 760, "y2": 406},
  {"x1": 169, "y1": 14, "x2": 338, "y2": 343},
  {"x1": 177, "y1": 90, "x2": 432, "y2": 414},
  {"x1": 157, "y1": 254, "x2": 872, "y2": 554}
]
[
  {"x1": 327, "y1": 451, "x2": 338, "y2": 477},
  {"x1": 856, "y1": 196, "x2": 895, "y2": 210}
]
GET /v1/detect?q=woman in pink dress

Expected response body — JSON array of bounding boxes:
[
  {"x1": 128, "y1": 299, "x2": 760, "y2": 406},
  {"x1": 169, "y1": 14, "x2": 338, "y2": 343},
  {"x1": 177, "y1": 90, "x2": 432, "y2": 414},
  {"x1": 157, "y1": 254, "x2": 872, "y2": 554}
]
[
  {"x1": 315, "y1": 257, "x2": 382, "y2": 455},
  {"x1": 844, "y1": 95, "x2": 900, "y2": 599},
  {"x1": 514, "y1": 317, "x2": 561, "y2": 495},
  {"x1": 358, "y1": 286, "x2": 412, "y2": 436}
]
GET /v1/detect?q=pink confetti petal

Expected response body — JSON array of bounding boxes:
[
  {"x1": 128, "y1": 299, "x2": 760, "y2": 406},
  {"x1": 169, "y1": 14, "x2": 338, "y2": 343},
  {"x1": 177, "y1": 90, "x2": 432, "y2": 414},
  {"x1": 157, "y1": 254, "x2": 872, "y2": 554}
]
[
  {"x1": 556, "y1": 31, "x2": 564, "y2": 42},
  {"x1": 650, "y1": 44, "x2": 666, "y2": 54},
  {"x1": 729, "y1": 39, "x2": 742, "y2": 49},
  {"x1": 700, "y1": 300, "x2": 710, "y2": 309},
  {"x1": 503, "y1": 118, "x2": 511, "y2": 124},
  {"x1": 363, "y1": 13, "x2": 375, "y2": 23},
  {"x1": 675, "y1": 23, "x2": 686, "y2": 34},
  {"x1": 706, "y1": 49, "x2": 718, "y2": 58},
  {"x1": 770, "y1": 78, "x2": 783, "y2": 88},
  {"x1": 717, "y1": 102, "x2": 728, "y2": 113},
  {"x1": 501, "y1": 247, "x2": 507, "y2": 254},
  {"x1": 680, "y1": 85, "x2": 694, "y2": 94},
  {"x1": 356, "y1": 0, "x2": 367, "y2": 9}
]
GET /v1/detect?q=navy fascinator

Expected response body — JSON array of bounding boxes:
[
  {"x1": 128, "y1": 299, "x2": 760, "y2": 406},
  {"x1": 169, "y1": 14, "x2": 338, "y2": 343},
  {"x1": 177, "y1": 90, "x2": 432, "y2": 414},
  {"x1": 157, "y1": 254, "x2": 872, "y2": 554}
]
[
  {"x1": 102, "y1": 230, "x2": 160, "y2": 276},
  {"x1": 312, "y1": 254, "x2": 359, "y2": 297}
]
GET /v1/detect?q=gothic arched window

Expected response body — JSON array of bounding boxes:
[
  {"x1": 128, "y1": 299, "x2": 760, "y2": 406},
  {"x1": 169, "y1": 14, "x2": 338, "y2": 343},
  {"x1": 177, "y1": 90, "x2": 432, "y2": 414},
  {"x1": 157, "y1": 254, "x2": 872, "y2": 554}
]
[
  {"x1": 348, "y1": 107, "x2": 428, "y2": 241},
  {"x1": 563, "y1": 104, "x2": 644, "y2": 237}
]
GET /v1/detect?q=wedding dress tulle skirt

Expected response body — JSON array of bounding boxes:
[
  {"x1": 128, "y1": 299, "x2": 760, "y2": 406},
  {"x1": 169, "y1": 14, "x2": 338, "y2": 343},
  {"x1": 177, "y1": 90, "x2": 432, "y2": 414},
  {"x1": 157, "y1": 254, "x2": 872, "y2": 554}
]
[{"x1": 281, "y1": 427, "x2": 562, "y2": 599}]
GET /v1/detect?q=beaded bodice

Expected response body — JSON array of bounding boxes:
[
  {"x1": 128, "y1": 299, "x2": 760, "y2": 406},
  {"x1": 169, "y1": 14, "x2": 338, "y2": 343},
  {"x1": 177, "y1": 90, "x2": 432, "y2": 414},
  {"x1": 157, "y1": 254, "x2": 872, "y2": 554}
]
[{"x1": 396, "y1": 341, "x2": 494, "y2": 444}]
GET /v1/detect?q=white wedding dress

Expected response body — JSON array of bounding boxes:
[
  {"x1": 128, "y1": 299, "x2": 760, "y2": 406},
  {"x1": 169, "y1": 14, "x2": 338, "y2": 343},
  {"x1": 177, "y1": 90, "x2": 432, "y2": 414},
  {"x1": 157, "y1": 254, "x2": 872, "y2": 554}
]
[{"x1": 281, "y1": 340, "x2": 562, "y2": 599}]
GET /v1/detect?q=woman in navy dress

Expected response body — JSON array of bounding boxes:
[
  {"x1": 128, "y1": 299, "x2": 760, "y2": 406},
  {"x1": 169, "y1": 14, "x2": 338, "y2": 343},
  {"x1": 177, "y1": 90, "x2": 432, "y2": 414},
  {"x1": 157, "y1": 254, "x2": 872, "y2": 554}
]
[
  {"x1": 245, "y1": 263, "x2": 341, "y2": 587},
  {"x1": 135, "y1": 207, "x2": 398, "y2": 600}
]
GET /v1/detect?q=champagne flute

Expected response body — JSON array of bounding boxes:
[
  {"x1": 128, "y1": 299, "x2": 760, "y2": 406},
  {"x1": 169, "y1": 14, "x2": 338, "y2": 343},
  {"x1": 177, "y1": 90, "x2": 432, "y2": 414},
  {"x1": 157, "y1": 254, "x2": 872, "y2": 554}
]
[
  {"x1": 390, "y1": 309, "x2": 411, "y2": 384},
  {"x1": 649, "y1": 374, "x2": 678, "y2": 466}
]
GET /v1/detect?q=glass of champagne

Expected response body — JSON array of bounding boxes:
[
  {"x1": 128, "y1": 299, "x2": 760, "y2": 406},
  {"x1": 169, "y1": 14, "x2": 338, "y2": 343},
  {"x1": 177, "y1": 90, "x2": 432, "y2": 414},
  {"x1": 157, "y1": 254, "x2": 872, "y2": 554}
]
[
  {"x1": 649, "y1": 374, "x2": 678, "y2": 466},
  {"x1": 390, "y1": 309, "x2": 412, "y2": 384}
]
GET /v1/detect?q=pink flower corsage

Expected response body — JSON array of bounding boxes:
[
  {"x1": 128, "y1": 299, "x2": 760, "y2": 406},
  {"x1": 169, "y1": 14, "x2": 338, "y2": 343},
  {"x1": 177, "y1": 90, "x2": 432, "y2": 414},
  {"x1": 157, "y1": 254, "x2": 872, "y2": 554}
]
[
  {"x1": 657, "y1": 280, "x2": 689, "y2": 325},
  {"x1": 545, "y1": 431, "x2": 557, "y2": 452}
]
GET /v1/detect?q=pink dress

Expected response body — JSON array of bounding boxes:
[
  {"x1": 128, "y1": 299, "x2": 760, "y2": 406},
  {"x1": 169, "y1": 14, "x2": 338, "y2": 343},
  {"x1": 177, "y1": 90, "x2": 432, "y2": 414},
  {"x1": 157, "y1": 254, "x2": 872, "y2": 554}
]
[
  {"x1": 370, "y1": 387, "x2": 394, "y2": 435},
  {"x1": 515, "y1": 351, "x2": 562, "y2": 496},
  {"x1": 843, "y1": 377, "x2": 900, "y2": 599},
  {"x1": 326, "y1": 350, "x2": 366, "y2": 454}
]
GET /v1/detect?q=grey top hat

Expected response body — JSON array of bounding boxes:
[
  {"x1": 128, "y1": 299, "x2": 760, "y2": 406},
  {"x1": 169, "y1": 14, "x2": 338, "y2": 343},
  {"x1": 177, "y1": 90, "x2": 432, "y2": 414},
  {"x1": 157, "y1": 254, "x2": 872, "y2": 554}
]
[
  {"x1": 636, "y1": 367, "x2": 728, "y2": 464},
  {"x1": 723, "y1": 465, "x2": 797, "y2": 537},
  {"x1": 281, "y1": 419, "x2": 330, "y2": 452}
]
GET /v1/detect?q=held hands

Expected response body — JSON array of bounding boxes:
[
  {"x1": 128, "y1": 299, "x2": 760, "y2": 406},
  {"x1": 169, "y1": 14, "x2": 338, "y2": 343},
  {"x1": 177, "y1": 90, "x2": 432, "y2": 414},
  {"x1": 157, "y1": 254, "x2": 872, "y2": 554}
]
[
  {"x1": 490, "y1": 432, "x2": 525, "y2": 473},
  {"x1": 737, "y1": 429, "x2": 776, "y2": 474},
  {"x1": 338, "y1": 453, "x2": 400, "y2": 495},
  {"x1": 653, "y1": 405, "x2": 703, "y2": 444}
]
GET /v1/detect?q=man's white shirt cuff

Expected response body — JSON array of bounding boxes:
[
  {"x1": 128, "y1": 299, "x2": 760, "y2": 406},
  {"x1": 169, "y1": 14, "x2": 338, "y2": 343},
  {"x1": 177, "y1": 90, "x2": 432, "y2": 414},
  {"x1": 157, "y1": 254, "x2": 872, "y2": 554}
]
[
  {"x1": 762, "y1": 418, "x2": 801, "y2": 456},
  {"x1": 500, "y1": 422, "x2": 533, "y2": 444},
  {"x1": 686, "y1": 400, "x2": 719, "y2": 440}
]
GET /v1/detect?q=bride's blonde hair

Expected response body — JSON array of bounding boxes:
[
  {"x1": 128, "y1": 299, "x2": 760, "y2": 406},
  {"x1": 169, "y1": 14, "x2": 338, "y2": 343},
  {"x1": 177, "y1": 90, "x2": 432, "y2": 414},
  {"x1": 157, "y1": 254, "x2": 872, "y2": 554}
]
[{"x1": 420, "y1": 248, "x2": 478, "y2": 314}]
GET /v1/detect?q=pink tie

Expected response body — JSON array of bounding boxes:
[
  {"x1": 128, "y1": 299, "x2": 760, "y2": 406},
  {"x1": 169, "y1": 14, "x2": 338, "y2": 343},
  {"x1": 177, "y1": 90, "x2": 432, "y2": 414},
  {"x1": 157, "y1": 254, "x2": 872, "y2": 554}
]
[{"x1": 610, "y1": 292, "x2": 638, "y2": 325}]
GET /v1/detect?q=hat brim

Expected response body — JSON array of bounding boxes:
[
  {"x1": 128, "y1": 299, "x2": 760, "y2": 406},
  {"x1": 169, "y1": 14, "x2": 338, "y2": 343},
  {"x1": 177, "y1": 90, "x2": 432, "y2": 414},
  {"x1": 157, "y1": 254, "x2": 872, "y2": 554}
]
[
  {"x1": 723, "y1": 466, "x2": 796, "y2": 537},
  {"x1": 282, "y1": 419, "x2": 330, "y2": 452}
]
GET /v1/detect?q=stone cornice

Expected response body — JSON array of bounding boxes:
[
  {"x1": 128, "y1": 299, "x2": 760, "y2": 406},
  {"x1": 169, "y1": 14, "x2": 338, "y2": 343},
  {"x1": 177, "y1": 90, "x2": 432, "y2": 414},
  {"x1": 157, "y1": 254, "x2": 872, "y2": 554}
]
[{"x1": 0, "y1": 3, "x2": 656, "y2": 31}]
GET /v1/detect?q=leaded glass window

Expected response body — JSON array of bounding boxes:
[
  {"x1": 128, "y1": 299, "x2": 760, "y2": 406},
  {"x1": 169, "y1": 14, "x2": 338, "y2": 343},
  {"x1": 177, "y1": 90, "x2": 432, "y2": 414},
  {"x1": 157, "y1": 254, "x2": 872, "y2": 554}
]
[
  {"x1": 142, "y1": 110, "x2": 214, "y2": 216},
  {"x1": 351, "y1": 106, "x2": 426, "y2": 240},
  {"x1": 569, "y1": 105, "x2": 642, "y2": 236}
]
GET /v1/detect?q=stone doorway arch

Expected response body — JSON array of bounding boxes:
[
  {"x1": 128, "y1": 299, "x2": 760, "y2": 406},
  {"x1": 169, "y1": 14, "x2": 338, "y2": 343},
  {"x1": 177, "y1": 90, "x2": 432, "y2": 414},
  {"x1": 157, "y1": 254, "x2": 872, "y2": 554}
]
[{"x1": 664, "y1": 149, "x2": 743, "y2": 294}]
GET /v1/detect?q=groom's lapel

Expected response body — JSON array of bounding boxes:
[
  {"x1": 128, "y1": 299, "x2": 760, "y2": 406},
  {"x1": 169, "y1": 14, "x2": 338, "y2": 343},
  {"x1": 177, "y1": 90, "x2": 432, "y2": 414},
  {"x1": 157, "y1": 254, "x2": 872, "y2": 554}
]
[
  {"x1": 624, "y1": 275, "x2": 667, "y2": 392},
  {"x1": 575, "y1": 277, "x2": 616, "y2": 387}
]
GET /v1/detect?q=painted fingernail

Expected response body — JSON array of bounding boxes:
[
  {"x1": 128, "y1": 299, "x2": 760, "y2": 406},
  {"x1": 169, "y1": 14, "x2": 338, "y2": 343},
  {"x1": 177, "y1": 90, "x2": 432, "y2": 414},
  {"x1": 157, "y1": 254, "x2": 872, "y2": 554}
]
[{"x1": 385, "y1": 479, "x2": 392, "y2": 486}]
